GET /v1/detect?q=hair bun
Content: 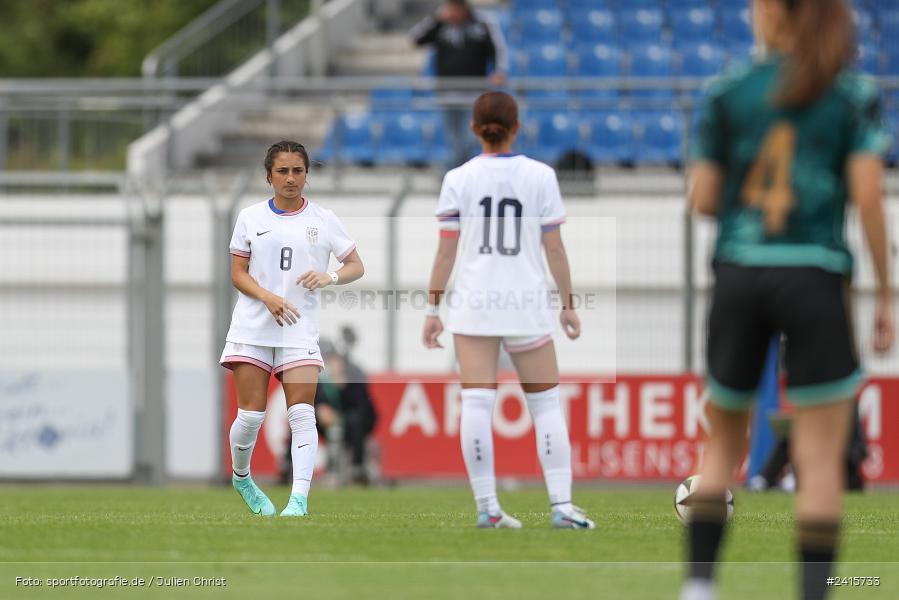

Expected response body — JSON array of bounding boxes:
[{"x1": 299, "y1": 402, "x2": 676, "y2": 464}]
[{"x1": 479, "y1": 123, "x2": 509, "y2": 145}]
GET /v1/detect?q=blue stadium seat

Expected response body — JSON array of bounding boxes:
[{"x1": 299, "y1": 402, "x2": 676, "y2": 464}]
[
  {"x1": 522, "y1": 112, "x2": 580, "y2": 165},
  {"x1": 509, "y1": 49, "x2": 529, "y2": 78},
  {"x1": 575, "y1": 88, "x2": 620, "y2": 110},
  {"x1": 670, "y1": 7, "x2": 716, "y2": 42},
  {"x1": 524, "y1": 43, "x2": 568, "y2": 77},
  {"x1": 374, "y1": 113, "x2": 428, "y2": 165},
  {"x1": 720, "y1": 7, "x2": 753, "y2": 43},
  {"x1": 566, "y1": 0, "x2": 612, "y2": 10},
  {"x1": 568, "y1": 8, "x2": 616, "y2": 42},
  {"x1": 878, "y1": 10, "x2": 899, "y2": 37},
  {"x1": 628, "y1": 43, "x2": 674, "y2": 77},
  {"x1": 619, "y1": 8, "x2": 665, "y2": 43},
  {"x1": 510, "y1": 0, "x2": 556, "y2": 11},
  {"x1": 853, "y1": 8, "x2": 876, "y2": 41},
  {"x1": 419, "y1": 111, "x2": 452, "y2": 166},
  {"x1": 571, "y1": 44, "x2": 622, "y2": 105},
  {"x1": 634, "y1": 111, "x2": 685, "y2": 165},
  {"x1": 625, "y1": 0, "x2": 663, "y2": 7},
  {"x1": 523, "y1": 90, "x2": 571, "y2": 113},
  {"x1": 515, "y1": 9, "x2": 564, "y2": 42},
  {"x1": 369, "y1": 86, "x2": 414, "y2": 113},
  {"x1": 678, "y1": 42, "x2": 725, "y2": 77},
  {"x1": 857, "y1": 44, "x2": 880, "y2": 75},
  {"x1": 583, "y1": 112, "x2": 635, "y2": 164},
  {"x1": 881, "y1": 49, "x2": 899, "y2": 75},
  {"x1": 667, "y1": 0, "x2": 711, "y2": 8},
  {"x1": 573, "y1": 43, "x2": 622, "y2": 77},
  {"x1": 628, "y1": 43, "x2": 676, "y2": 104},
  {"x1": 320, "y1": 113, "x2": 376, "y2": 165}
]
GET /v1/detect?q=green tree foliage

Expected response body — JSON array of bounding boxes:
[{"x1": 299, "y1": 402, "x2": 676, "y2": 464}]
[{"x1": 0, "y1": 0, "x2": 220, "y2": 77}]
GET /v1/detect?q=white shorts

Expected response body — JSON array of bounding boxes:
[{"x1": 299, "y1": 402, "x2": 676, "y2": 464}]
[
  {"x1": 501, "y1": 334, "x2": 554, "y2": 354},
  {"x1": 220, "y1": 342, "x2": 324, "y2": 378}
]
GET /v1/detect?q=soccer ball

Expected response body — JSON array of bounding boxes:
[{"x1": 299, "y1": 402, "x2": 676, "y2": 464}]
[{"x1": 673, "y1": 475, "x2": 735, "y2": 525}]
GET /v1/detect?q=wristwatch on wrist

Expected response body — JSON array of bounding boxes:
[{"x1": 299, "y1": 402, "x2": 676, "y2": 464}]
[{"x1": 328, "y1": 271, "x2": 339, "y2": 286}]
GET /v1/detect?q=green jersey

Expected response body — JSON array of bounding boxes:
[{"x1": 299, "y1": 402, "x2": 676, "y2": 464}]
[{"x1": 694, "y1": 55, "x2": 891, "y2": 275}]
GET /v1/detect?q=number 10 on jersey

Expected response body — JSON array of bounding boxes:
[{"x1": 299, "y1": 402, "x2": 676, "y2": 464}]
[{"x1": 478, "y1": 196, "x2": 523, "y2": 256}]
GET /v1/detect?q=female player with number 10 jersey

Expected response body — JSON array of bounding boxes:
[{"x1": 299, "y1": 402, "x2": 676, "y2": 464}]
[
  {"x1": 220, "y1": 141, "x2": 363, "y2": 518},
  {"x1": 422, "y1": 91, "x2": 594, "y2": 529}
]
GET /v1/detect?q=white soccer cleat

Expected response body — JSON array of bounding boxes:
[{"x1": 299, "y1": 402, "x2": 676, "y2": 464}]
[
  {"x1": 552, "y1": 505, "x2": 595, "y2": 529},
  {"x1": 679, "y1": 578, "x2": 717, "y2": 600},
  {"x1": 476, "y1": 511, "x2": 523, "y2": 529}
]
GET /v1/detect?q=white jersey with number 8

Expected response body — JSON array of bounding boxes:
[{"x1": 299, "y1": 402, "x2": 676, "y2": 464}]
[
  {"x1": 226, "y1": 198, "x2": 355, "y2": 348},
  {"x1": 436, "y1": 155, "x2": 566, "y2": 336}
]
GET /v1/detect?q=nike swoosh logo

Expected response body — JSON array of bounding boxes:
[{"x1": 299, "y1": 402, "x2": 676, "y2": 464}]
[
  {"x1": 257, "y1": 230, "x2": 271, "y2": 236},
  {"x1": 236, "y1": 446, "x2": 251, "y2": 451},
  {"x1": 297, "y1": 444, "x2": 310, "y2": 449},
  {"x1": 307, "y1": 350, "x2": 317, "y2": 355}
]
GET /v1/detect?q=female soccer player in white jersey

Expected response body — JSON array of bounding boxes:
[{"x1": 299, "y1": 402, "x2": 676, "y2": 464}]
[
  {"x1": 220, "y1": 141, "x2": 363, "y2": 517},
  {"x1": 422, "y1": 91, "x2": 594, "y2": 529}
]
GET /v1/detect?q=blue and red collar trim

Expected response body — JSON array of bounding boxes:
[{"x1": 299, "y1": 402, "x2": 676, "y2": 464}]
[{"x1": 269, "y1": 197, "x2": 307, "y2": 216}]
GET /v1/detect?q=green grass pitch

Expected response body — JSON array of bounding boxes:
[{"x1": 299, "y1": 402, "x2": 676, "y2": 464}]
[{"x1": 0, "y1": 485, "x2": 896, "y2": 599}]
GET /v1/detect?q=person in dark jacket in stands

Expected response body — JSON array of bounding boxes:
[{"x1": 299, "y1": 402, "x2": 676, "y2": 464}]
[{"x1": 410, "y1": 0, "x2": 509, "y2": 169}]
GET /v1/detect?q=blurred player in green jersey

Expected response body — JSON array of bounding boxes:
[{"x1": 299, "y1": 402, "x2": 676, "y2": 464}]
[{"x1": 681, "y1": 1, "x2": 894, "y2": 599}]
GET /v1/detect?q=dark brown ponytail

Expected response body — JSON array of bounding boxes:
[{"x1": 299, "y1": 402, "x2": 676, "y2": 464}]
[
  {"x1": 472, "y1": 91, "x2": 518, "y2": 145},
  {"x1": 778, "y1": 0, "x2": 855, "y2": 107}
]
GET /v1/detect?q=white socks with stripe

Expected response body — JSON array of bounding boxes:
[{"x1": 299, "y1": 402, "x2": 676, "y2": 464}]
[
  {"x1": 460, "y1": 388, "x2": 502, "y2": 515},
  {"x1": 526, "y1": 386, "x2": 574, "y2": 513},
  {"x1": 230, "y1": 408, "x2": 266, "y2": 479},
  {"x1": 287, "y1": 403, "x2": 318, "y2": 497}
]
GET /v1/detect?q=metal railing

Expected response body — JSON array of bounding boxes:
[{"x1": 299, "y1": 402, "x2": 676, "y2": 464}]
[
  {"x1": 3, "y1": 75, "x2": 897, "y2": 173},
  {"x1": 142, "y1": 0, "x2": 316, "y2": 79},
  {"x1": 0, "y1": 79, "x2": 204, "y2": 172}
]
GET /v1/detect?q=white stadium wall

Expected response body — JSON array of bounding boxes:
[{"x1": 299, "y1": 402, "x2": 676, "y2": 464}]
[{"x1": 2, "y1": 193, "x2": 898, "y2": 479}]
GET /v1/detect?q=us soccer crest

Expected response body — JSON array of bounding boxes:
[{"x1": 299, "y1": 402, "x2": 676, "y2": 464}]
[{"x1": 306, "y1": 226, "x2": 318, "y2": 245}]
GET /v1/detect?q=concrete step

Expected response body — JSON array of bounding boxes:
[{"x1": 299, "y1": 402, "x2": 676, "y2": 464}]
[
  {"x1": 332, "y1": 33, "x2": 427, "y2": 76},
  {"x1": 375, "y1": 0, "x2": 439, "y2": 30},
  {"x1": 234, "y1": 104, "x2": 343, "y2": 142},
  {"x1": 196, "y1": 98, "x2": 371, "y2": 169},
  {"x1": 333, "y1": 53, "x2": 425, "y2": 76},
  {"x1": 349, "y1": 32, "x2": 419, "y2": 54},
  {"x1": 192, "y1": 1, "x2": 502, "y2": 171},
  {"x1": 195, "y1": 134, "x2": 275, "y2": 169}
]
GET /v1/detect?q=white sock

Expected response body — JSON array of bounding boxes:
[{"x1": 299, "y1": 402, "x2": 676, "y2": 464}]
[
  {"x1": 288, "y1": 403, "x2": 318, "y2": 497},
  {"x1": 526, "y1": 386, "x2": 573, "y2": 511},
  {"x1": 230, "y1": 408, "x2": 266, "y2": 479},
  {"x1": 460, "y1": 388, "x2": 501, "y2": 515}
]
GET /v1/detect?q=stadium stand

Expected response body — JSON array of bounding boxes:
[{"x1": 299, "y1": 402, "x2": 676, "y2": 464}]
[
  {"x1": 568, "y1": 8, "x2": 616, "y2": 42},
  {"x1": 317, "y1": 0, "x2": 893, "y2": 170}
]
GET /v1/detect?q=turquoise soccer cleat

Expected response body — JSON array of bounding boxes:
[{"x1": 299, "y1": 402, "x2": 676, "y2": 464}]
[
  {"x1": 280, "y1": 494, "x2": 308, "y2": 517},
  {"x1": 552, "y1": 505, "x2": 595, "y2": 529},
  {"x1": 232, "y1": 475, "x2": 276, "y2": 517},
  {"x1": 476, "y1": 511, "x2": 522, "y2": 529}
]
